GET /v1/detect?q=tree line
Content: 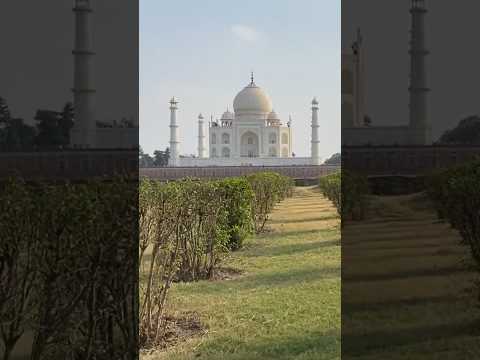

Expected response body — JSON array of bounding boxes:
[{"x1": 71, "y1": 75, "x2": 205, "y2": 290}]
[
  {"x1": 139, "y1": 146, "x2": 169, "y2": 167},
  {"x1": 0, "y1": 96, "x2": 136, "y2": 151}
]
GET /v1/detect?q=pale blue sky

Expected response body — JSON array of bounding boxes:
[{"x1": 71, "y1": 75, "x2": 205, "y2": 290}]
[{"x1": 140, "y1": 0, "x2": 340, "y2": 158}]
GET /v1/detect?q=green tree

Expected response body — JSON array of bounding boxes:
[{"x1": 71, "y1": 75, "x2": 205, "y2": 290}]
[
  {"x1": 153, "y1": 147, "x2": 170, "y2": 167},
  {"x1": 139, "y1": 146, "x2": 155, "y2": 168},
  {"x1": 59, "y1": 102, "x2": 74, "y2": 145},
  {"x1": 438, "y1": 115, "x2": 480, "y2": 144}
]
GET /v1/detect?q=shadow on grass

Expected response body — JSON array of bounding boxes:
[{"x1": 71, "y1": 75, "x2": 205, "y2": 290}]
[
  {"x1": 342, "y1": 319, "x2": 480, "y2": 357},
  {"x1": 342, "y1": 264, "x2": 471, "y2": 283},
  {"x1": 343, "y1": 248, "x2": 464, "y2": 263},
  {"x1": 344, "y1": 230, "x2": 457, "y2": 246},
  {"x1": 268, "y1": 214, "x2": 339, "y2": 225},
  {"x1": 254, "y1": 228, "x2": 338, "y2": 241},
  {"x1": 244, "y1": 238, "x2": 340, "y2": 258},
  {"x1": 191, "y1": 265, "x2": 340, "y2": 295},
  {"x1": 194, "y1": 330, "x2": 340, "y2": 360},
  {"x1": 342, "y1": 294, "x2": 473, "y2": 313}
]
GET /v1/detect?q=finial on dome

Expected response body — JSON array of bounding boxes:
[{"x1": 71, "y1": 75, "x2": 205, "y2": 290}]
[
  {"x1": 250, "y1": 71, "x2": 255, "y2": 85},
  {"x1": 198, "y1": 113, "x2": 204, "y2": 119}
]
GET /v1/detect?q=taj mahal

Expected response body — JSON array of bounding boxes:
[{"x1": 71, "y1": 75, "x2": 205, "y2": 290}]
[{"x1": 168, "y1": 73, "x2": 322, "y2": 167}]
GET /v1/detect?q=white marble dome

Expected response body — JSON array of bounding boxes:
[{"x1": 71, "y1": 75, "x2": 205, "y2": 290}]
[{"x1": 233, "y1": 81, "x2": 273, "y2": 114}]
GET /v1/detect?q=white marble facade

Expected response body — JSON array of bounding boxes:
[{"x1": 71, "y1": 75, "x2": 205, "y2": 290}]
[{"x1": 168, "y1": 74, "x2": 322, "y2": 167}]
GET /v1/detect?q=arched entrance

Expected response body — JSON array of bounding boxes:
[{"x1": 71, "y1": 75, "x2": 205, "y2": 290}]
[{"x1": 240, "y1": 131, "x2": 259, "y2": 157}]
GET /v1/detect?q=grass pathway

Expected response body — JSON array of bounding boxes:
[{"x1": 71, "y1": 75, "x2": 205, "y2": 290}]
[
  {"x1": 145, "y1": 186, "x2": 340, "y2": 360},
  {"x1": 342, "y1": 193, "x2": 480, "y2": 359}
]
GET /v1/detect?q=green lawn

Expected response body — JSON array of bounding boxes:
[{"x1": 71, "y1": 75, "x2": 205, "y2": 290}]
[
  {"x1": 143, "y1": 186, "x2": 341, "y2": 360},
  {"x1": 342, "y1": 193, "x2": 480, "y2": 359}
]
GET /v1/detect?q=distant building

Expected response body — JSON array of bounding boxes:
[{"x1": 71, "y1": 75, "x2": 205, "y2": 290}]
[
  {"x1": 70, "y1": 0, "x2": 137, "y2": 149},
  {"x1": 168, "y1": 74, "x2": 322, "y2": 167},
  {"x1": 342, "y1": 0, "x2": 431, "y2": 146}
]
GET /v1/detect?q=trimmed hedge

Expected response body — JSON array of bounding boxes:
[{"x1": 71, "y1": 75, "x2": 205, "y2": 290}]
[
  {"x1": 246, "y1": 172, "x2": 295, "y2": 233},
  {"x1": 319, "y1": 170, "x2": 369, "y2": 224},
  {"x1": 426, "y1": 160, "x2": 480, "y2": 265},
  {"x1": 0, "y1": 178, "x2": 138, "y2": 360},
  {"x1": 319, "y1": 171, "x2": 341, "y2": 216},
  {"x1": 217, "y1": 177, "x2": 254, "y2": 250},
  {"x1": 139, "y1": 172, "x2": 293, "y2": 347}
]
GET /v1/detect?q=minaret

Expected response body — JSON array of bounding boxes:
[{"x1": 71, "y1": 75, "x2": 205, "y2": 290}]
[
  {"x1": 311, "y1": 98, "x2": 321, "y2": 165},
  {"x1": 71, "y1": 0, "x2": 96, "y2": 148},
  {"x1": 408, "y1": 0, "x2": 430, "y2": 144},
  {"x1": 352, "y1": 28, "x2": 365, "y2": 127},
  {"x1": 197, "y1": 113, "x2": 206, "y2": 158},
  {"x1": 169, "y1": 97, "x2": 179, "y2": 167}
]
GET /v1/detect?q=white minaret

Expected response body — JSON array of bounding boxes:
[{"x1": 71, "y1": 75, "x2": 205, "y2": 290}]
[
  {"x1": 71, "y1": 0, "x2": 96, "y2": 148},
  {"x1": 353, "y1": 28, "x2": 366, "y2": 127},
  {"x1": 197, "y1": 113, "x2": 206, "y2": 159},
  {"x1": 169, "y1": 97, "x2": 179, "y2": 167},
  {"x1": 408, "y1": 0, "x2": 430, "y2": 144},
  {"x1": 311, "y1": 98, "x2": 321, "y2": 165}
]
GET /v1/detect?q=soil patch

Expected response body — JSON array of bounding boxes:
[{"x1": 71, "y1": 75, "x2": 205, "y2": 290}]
[
  {"x1": 209, "y1": 266, "x2": 244, "y2": 281},
  {"x1": 140, "y1": 312, "x2": 206, "y2": 355}
]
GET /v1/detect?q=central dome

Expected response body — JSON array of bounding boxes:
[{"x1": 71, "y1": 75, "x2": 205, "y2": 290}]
[{"x1": 233, "y1": 80, "x2": 273, "y2": 114}]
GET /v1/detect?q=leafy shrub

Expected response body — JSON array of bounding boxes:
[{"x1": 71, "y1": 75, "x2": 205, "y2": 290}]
[
  {"x1": 0, "y1": 178, "x2": 138, "y2": 360},
  {"x1": 426, "y1": 160, "x2": 480, "y2": 266},
  {"x1": 138, "y1": 172, "x2": 293, "y2": 347},
  {"x1": 246, "y1": 172, "x2": 295, "y2": 233},
  {"x1": 217, "y1": 177, "x2": 254, "y2": 250},
  {"x1": 319, "y1": 170, "x2": 369, "y2": 225},
  {"x1": 342, "y1": 170, "x2": 369, "y2": 221},
  {"x1": 319, "y1": 171, "x2": 341, "y2": 215}
]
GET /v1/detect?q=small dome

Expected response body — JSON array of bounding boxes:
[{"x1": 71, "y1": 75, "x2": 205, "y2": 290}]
[
  {"x1": 221, "y1": 109, "x2": 234, "y2": 120},
  {"x1": 312, "y1": 97, "x2": 319, "y2": 105},
  {"x1": 233, "y1": 80, "x2": 273, "y2": 114},
  {"x1": 268, "y1": 110, "x2": 280, "y2": 120}
]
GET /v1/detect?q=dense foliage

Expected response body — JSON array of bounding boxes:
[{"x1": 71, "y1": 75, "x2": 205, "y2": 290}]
[
  {"x1": 318, "y1": 171, "x2": 341, "y2": 216},
  {"x1": 342, "y1": 171, "x2": 369, "y2": 221},
  {"x1": 0, "y1": 178, "x2": 138, "y2": 360},
  {"x1": 319, "y1": 171, "x2": 369, "y2": 224},
  {"x1": 217, "y1": 177, "x2": 255, "y2": 250},
  {"x1": 246, "y1": 172, "x2": 295, "y2": 233},
  {"x1": 139, "y1": 146, "x2": 170, "y2": 168},
  {"x1": 324, "y1": 152, "x2": 341, "y2": 165},
  {"x1": 438, "y1": 115, "x2": 480, "y2": 144},
  {"x1": 139, "y1": 172, "x2": 293, "y2": 348},
  {"x1": 426, "y1": 160, "x2": 480, "y2": 266}
]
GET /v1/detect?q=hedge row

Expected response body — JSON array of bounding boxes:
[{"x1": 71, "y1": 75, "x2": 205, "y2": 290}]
[
  {"x1": 247, "y1": 172, "x2": 295, "y2": 233},
  {"x1": 318, "y1": 171, "x2": 341, "y2": 216},
  {"x1": 139, "y1": 172, "x2": 294, "y2": 348},
  {"x1": 0, "y1": 179, "x2": 138, "y2": 360},
  {"x1": 426, "y1": 160, "x2": 480, "y2": 266},
  {"x1": 318, "y1": 170, "x2": 369, "y2": 224}
]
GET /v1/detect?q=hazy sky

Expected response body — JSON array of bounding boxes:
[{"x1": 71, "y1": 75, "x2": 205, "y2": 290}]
[{"x1": 140, "y1": 0, "x2": 340, "y2": 158}]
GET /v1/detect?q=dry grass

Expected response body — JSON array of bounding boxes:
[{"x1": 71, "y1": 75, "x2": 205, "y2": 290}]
[
  {"x1": 342, "y1": 192, "x2": 480, "y2": 359},
  {"x1": 142, "y1": 186, "x2": 340, "y2": 360}
]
